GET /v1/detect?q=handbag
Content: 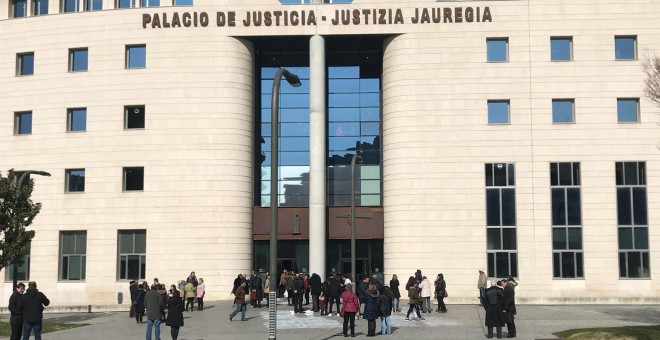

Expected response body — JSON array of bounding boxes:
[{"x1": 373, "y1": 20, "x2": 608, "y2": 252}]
[
  {"x1": 250, "y1": 290, "x2": 257, "y2": 300},
  {"x1": 339, "y1": 306, "x2": 345, "y2": 317},
  {"x1": 444, "y1": 290, "x2": 448, "y2": 298},
  {"x1": 129, "y1": 304, "x2": 136, "y2": 318}
]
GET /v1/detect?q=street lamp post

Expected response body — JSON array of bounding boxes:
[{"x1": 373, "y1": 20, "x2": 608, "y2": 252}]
[
  {"x1": 269, "y1": 68, "x2": 301, "y2": 340},
  {"x1": 12, "y1": 170, "x2": 51, "y2": 290},
  {"x1": 350, "y1": 155, "x2": 363, "y2": 283}
]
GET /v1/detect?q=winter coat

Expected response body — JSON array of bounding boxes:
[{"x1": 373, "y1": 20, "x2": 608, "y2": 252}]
[
  {"x1": 235, "y1": 286, "x2": 247, "y2": 304},
  {"x1": 407, "y1": 287, "x2": 421, "y2": 305},
  {"x1": 145, "y1": 290, "x2": 164, "y2": 320},
  {"x1": 264, "y1": 278, "x2": 271, "y2": 294},
  {"x1": 362, "y1": 290, "x2": 380, "y2": 321},
  {"x1": 435, "y1": 279, "x2": 446, "y2": 298},
  {"x1": 377, "y1": 293, "x2": 392, "y2": 317},
  {"x1": 187, "y1": 275, "x2": 198, "y2": 287},
  {"x1": 250, "y1": 275, "x2": 263, "y2": 300},
  {"x1": 165, "y1": 296, "x2": 184, "y2": 327},
  {"x1": 328, "y1": 277, "x2": 342, "y2": 297},
  {"x1": 134, "y1": 288, "x2": 146, "y2": 314},
  {"x1": 484, "y1": 286, "x2": 505, "y2": 327},
  {"x1": 420, "y1": 278, "x2": 432, "y2": 298},
  {"x1": 185, "y1": 282, "x2": 195, "y2": 300},
  {"x1": 293, "y1": 276, "x2": 305, "y2": 293},
  {"x1": 356, "y1": 281, "x2": 368, "y2": 303},
  {"x1": 309, "y1": 274, "x2": 322, "y2": 295},
  {"x1": 232, "y1": 277, "x2": 242, "y2": 294},
  {"x1": 196, "y1": 283, "x2": 206, "y2": 299},
  {"x1": 8, "y1": 291, "x2": 23, "y2": 324},
  {"x1": 504, "y1": 283, "x2": 516, "y2": 315},
  {"x1": 129, "y1": 283, "x2": 139, "y2": 303},
  {"x1": 18, "y1": 288, "x2": 50, "y2": 323},
  {"x1": 478, "y1": 271, "x2": 488, "y2": 289},
  {"x1": 284, "y1": 274, "x2": 294, "y2": 291},
  {"x1": 390, "y1": 279, "x2": 401, "y2": 299},
  {"x1": 341, "y1": 290, "x2": 360, "y2": 313}
]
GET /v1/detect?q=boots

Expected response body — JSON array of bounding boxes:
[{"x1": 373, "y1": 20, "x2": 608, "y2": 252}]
[
  {"x1": 496, "y1": 326, "x2": 503, "y2": 339},
  {"x1": 487, "y1": 327, "x2": 494, "y2": 338}
]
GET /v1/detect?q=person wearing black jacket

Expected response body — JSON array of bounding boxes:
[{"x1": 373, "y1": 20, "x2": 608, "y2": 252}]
[
  {"x1": 435, "y1": 273, "x2": 447, "y2": 313},
  {"x1": 390, "y1": 274, "x2": 401, "y2": 313},
  {"x1": 166, "y1": 290, "x2": 185, "y2": 340},
  {"x1": 503, "y1": 279, "x2": 517, "y2": 338},
  {"x1": 8, "y1": 282, "x2": 25, "y2": 340},
  {"x1": 327, "y1": 274, "x2": 342, "y2": 315},
  {"x1": 484, "y1": 281, "x2": 505, "y2": 339},
  {"x1": 18, "y1": 281, "x2": 50, "y2": 340},
  {"x1": 309, "y1": 273, "x2": 322, "y2": 312},
  {"x1": 293, "y1": 273, "x2": 305, "y2": 313},
  {"x1": 356, "y1": 275, "x2": 368, "y2": 319}
]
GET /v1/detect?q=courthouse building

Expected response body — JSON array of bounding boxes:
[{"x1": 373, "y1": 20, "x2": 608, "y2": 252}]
[{"x1": 1, "y1": 0, "x2": 659, "y2": 308}]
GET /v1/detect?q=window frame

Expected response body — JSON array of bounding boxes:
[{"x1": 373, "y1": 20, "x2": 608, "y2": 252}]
[
  {"x1": 16, "y1": 52, "x2": 34, "y2": 76},
  {"x1": 487, "y1": 100, "x2": 510, "y2": 125},
  {"x1": 61, "y1": 0, "x2": 80, "y2": 13},
  {"x1": 117, "y1": 230, "x2": 147, "y2": 281},
  {"x1": 485, "y1": 163, "x2": 518, "y2": 279},
  {"x1": 12, "y1": 0, "x2": 27, "y2": 18},
  {"x1": 550, "y1": 162, "x2": 584, "y2": 279},
  {"x1": 33, "y1": 0, "x2": 49, "y2": 15},
  {"x1": 65, "y1": 168, "x2": 86, "y2": 193},
  {"x1": 123, "y1": 167, "x2": 144, "y2": 191},
  {"x1": 614, "y1": 35, "x2": 637, "y2": 61},
  {"x1": 552, "y1": 99, "x2": 575, "y2": 124},
  {"x1": 616, "y1": 98, "x2": 640, "y2": 123},
  {"x1": 67, "y1": 107, "x2": 87, "y2": 132},
  {"x1": 550, "y1": 36, "x2": 573, "y2": 62},
  {"x1": 14, "y1": 111, "x2": 33, "y2": 135},
  {"x1": 85, "y1": 0, "x2": 102, "y2": 10},
  {"x1": 59, "y1": 231, "x2": 87, "y2": 281},
  {"x1": 616, "y1": 161, "x2": 650, "y2": 279},
  {"x1": 486, "y1": 38, "x2": 509, "y2": 63},
  {"x1": 124, "y1": 105, "x2": 145, "y2": 129},
  {"x1": 174, "y1": 0, "x2": 192, "y2": 5},
  {"x1": 69, "y1": 48, "x2": 89, "y2": 72},
  {"x1": 125, "y1": 44, "x2": 146, "y2": 69},
  {"x1": 4, "y1": 245, "x2": 30, "y2": 282}
]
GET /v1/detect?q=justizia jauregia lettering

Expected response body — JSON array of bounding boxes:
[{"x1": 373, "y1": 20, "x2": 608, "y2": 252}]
[
  {"x1": 410, "y1": 7, "x2": 492, "y2": 24},
  {"x1": 331, "y1": 8, "x2": 404, "y2": 25}
]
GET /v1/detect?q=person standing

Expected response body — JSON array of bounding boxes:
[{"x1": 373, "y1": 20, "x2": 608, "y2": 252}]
[
  {"x1": 405, "y1": 282, "x2": 424, "y2": 321},
  {"x1": 285, "y1": 271, "x2": 295, "y2": 306},
  {"x1": 196, "y1": 278, "x2": 206, "y2": 311},
  {"x1": 278, "y1": 269, "x2": 288, "y2": 298},
  {"x1": 249, "y1": 271, "x2": 260, "y2": 308},
  {"x1": 327, "y1": 274, "x2": 342, "y2": 316},
  {"x1": 229, "y1": 281, "x2": 248, "y2": 321},
  {"x1": 293, "y1": 273, "x2": 305, "y2": 313},
  {"x1": 187, "y1": 272, "x2": 198, "y2": 287},
  {"x1": 363, "y1": 284, "x2": 380, "y2": 336},
  {"x1": 165, "y1": 290, "x2": 184, "y2": 340},
  {"x1": 309, "y1": 273, "x2": 322, "y2": 312},
  {"x1": 18, "y1": 281, "x2": 50, "y2": 340},
  {"x1": 356, "y1": 275, "x2": 368, "y2": 319},
  {"x1": 135, "y1": 282, "x2": 147, "y2": 324},
  {"x1": 390, "y1": 274, "x2": 400, "y2": 313},
  {"x1": 129, "y1": 280, "x2": 139, "y2": 318},
  {"x1": 503, "y1": 279, "x2": 517, "y2": 338},
  {"x1": 263, "y1": 273, "x2": 271, "y2": 308},
  {"x1": 184, "y1": 279, "x2": 195, "y2": 312},
  {"x1": 435, "y1": 273, "x2": 447, "y2": 313},
  {"x1": 478, "y1": 269, "x2": 488, "y2": 305},
  {"x1": 378, "y1": 286, "x2": 393, "y2": 335},
  {"x1": 484, "y1": 281, "x2": 505, "y2": 339},
  {"x1": 420, "y1": 276, "x2": 432, "y2": 313},
  {"x1": 303, "y1": 274, "x2": 310, "y2": 306},
  {"x1": 145, "y1": 283, "x2": 164, "y2": 340},
  {"x1": 8, "y1": 282, "x2": 25, "y2": 340},
  {"x1": 341, "y1": 283, "x2": 359, "y2": 337}
]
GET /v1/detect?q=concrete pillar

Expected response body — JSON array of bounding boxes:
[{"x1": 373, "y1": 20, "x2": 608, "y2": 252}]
[{"x1": 309, "y1": 34, "x2": 326, "y2": 281}]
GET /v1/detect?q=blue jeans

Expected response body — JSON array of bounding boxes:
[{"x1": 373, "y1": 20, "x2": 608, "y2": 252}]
[
  {"x1": 380, "y1": 316, "x2": 392, "y2": 334},
  {"x1": 145, "y1": 318, "x2": 161, "y2": 340},
  {"x1": 230, "y1": 303, "x2": 247, "y2": 320},
  {"x1": 22, "y1": 320, "x2": 42, "y2": 340}
]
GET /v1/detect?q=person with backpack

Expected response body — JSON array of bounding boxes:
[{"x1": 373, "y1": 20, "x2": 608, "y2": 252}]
[{"x1": 378, "y1": 286, "x2": 394, "y2": 335}]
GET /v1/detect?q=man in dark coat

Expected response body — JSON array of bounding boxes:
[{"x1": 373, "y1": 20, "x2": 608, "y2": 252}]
[
  {"x1": 249, "y1": 271, "x2": 263, "y2": 308},
  {"x1": 165, "y1": 290, "x2": 185, "y2": 340},
  {"x1": 129, "y1": 280, "x2": 139, "y2": 315},
  {"x1": 503, "y1": 279, "x2": 517, "y2": 338},
  {"x1": 484, "y1": 282, "x2": 505, "y2": 339},
  {"x1": 309, "y1": 273, "x2": 322, "y2": 312},
  {"x1": 356, "y1": 275, "x2": 369, "y2": 319},
  {"x1": 8, "y1": 282, "x2": 25, "y2": 340},
  {"x1": 293, "y1": 273, "x2": 305, "y2": 313},
  {"x1": 327, "y1": 274, "x2": 342, "y2": 315},
  {"x1": 145, "y1": 283, "x2": 164, "y2": 340},
  {"x1": 18, "y1": 281, "x2": 50, "y2": 340}
]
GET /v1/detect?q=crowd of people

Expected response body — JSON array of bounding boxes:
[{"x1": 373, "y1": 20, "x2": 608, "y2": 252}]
[
  {"x1": 479, "y1": 271, "x2": 518, "y2": 339},
  {"x1": 129, "y1": 271, "x2": 205, "y2": 340},
  {"x1": 8, "y1": 281, "x2": 50, "y2": 340}
]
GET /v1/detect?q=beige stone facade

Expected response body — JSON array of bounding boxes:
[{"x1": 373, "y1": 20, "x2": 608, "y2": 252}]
[{"x1": 1, "y1": 0, "x2": 659, "y2": 307}]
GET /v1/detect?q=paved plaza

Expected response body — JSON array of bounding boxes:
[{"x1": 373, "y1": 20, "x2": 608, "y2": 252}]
[{"x1": 10, "y1": 302, "x2": 659, "y2": 340}]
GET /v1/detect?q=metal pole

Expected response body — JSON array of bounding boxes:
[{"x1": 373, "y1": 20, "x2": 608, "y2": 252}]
[
  {"x1": 350, "y1": 155, "x2": 362, "y2": 283},
  {"x1": 12, "y1": 170, "x2": 50, "y2": 291},
  {"x1": 269, "y1": 68, "x2": 300, "y2": 340}
]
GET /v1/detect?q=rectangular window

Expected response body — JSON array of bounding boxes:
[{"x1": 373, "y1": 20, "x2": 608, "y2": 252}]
[
  {"x1": 69, "y1": 48, "x2": 88, "y2": 72},
  {"x1": 118, "y1": 230, "x2": 146, "y2": 280},
  {"x1": 174, "y1": 0, "x2": 192, "y2": 5},
  {"x1": 617, "y1": 98, "x2": 639, "y2": 123},
  {"x1": 140, "y1": 0, "x2": 159, "y2": 6},
  {"x1": 485, "y1": 163, "x2": 518, "y2": 278},
  {"x1": 552, "y1": 99, "x2": 575, "y2": 123},
  {"x1": 5, "y1": 245, "x2": 30, "y2": 282},
  {"x1": 488, "y1": 100, "x2": 510, "y2": 124},
  {"x1": 67, "y1": 108, "x2": 87, "y2": 132},
  {"x1": 116, "y1": 0, "x2": 135, "y2": 8},
  {"x1": 17, "y1": 52, "x2": 34, "y2": 76},
  {"x1": 124, "y1": 105, "x2": 145, "y2": 129},
  {"x1": 33, "y1": 0, "x2": 48, "y2": 15},
  {"x1": 125, "y1": 45, "x2": 146, "y2": 69},
  {"x1": 12, "y1": 0, "x2": 27, "y2": 17},
  {"x1": 487, "y1": 38, "x2": 508, "y2": 62},
  {"x1": 85, "y1": 0, "x2": 102, "y2": 10},
  {"x1": 123, "y1": 167, "x2": 144, "y2": 191},
  {"x1": 615, "y1": 36, "x2": 637, "y2": 60},
  {"x1": 60, "y1": 231, "x2": 87, "y2": 280},
  {"x1": 616, "y1": 161, "x2": 650, "y2": 278},
  {"x1": 62, "y1": 0, "x2": 79, "y2": 12},
  {"x1": 14, "y1": 111, "x2": 33, "y2": 135},
  {"x1": 550, "y1": 162, "x2": 584, "y2": 278},
  {"x1": 550, "y1": 37, "x2": 572, "y2": 61},
  {"x1": 65, "y1": 169, "x2": 85, "y2": 192}
]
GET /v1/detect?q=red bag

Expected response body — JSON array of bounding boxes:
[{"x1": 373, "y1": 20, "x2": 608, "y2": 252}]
[{"x1": 250, "y1": 290, "x2": 257, "y2": 300}]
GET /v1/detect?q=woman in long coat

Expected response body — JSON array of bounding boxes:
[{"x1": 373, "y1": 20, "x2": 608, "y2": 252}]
[
  {"x1": 134, "y1": 281, "x2": 148, "y2": 324},
  {"x1": 435, "y1": 273, "x2": 447, "y2": 313},
  {"x1": 484, "y1": 282, "x2": 505, "y2": 339},
  {"x1": 363, "y1": 284, "x2": 380, "y2": 336},
  {"x1": 264, "y1": 273, "x2": 271, "y2": 308},
  {"x1": 390, "y1": 274, "x2": 401, "y2": 313},
  {"x1": 166, "y1": 290, "x2": 185, "y2": 340}
]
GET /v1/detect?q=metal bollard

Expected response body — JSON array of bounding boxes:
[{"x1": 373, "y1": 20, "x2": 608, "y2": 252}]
[{"x1": 268, "y1": 291, "x2": 277, "y2": 339}]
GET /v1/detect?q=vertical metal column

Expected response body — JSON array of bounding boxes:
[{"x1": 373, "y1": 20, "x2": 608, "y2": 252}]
[{"x1": 309, "y1": 34, "x2": 327, "y2": 281}]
